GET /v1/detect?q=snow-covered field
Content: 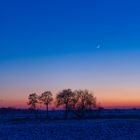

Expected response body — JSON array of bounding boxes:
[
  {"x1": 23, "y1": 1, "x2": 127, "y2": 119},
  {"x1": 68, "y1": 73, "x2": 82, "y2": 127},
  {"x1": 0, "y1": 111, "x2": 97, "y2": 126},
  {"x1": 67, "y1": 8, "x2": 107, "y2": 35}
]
[{"x1": 0, "y1": 119, "x2": 140, "y2": 140}]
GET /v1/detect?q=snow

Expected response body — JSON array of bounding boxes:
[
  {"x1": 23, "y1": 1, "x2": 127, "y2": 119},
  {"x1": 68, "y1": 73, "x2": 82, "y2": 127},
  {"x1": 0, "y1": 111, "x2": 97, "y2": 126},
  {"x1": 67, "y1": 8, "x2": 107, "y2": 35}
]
[{"x1": 0, "y1": 119, "x2": 140, "y2": 140}]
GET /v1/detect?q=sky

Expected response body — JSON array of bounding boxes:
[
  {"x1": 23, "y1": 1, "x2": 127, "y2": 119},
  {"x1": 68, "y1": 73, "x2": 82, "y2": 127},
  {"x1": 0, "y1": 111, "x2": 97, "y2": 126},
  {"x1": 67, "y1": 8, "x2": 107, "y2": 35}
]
[{"x1": 0, "y1": 0, "x2": 140, "y2": 108}]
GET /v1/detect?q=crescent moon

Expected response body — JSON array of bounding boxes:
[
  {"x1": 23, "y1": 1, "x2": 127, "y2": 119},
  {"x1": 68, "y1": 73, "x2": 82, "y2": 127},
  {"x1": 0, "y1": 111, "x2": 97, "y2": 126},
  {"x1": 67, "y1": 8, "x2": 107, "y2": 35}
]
[{"x1": 96, "y1": 45, "x2": 100, "y2": 49}]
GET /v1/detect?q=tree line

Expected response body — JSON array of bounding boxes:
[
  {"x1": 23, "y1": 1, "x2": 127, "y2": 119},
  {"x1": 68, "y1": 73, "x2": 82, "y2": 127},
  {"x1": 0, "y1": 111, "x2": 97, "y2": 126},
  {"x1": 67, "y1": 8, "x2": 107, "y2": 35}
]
[{"x1": 27, "y1": 89, "x2": 96, "y2": 119}]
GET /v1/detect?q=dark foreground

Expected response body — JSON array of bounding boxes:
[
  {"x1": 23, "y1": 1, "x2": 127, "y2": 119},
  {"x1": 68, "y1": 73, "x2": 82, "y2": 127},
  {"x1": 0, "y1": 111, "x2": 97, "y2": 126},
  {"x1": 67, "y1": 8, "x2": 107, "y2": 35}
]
[{"x1": 0, "y1": 119, "x2": 140, "y2": 140}]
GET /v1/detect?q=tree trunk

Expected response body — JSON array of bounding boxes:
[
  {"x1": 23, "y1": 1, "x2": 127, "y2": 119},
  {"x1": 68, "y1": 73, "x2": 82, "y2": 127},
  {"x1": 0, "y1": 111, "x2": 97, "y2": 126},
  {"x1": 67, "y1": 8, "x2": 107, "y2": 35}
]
[
  {"x1": 65, "y1": 103, "x2": 68, "y2": 119},
  {"x1": 46, "y1": 104, "x2": 49, "y2": 119}
]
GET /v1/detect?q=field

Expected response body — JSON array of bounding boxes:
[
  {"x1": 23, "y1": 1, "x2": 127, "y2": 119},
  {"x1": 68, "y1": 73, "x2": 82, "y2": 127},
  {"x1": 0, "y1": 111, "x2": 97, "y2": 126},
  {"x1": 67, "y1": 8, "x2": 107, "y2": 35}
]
[
  {"x1": 0, "y1": 109, "x2": 140, "y2": 140},
  {"x1": 0, "y1": 119, "x2": 140, "y2": 140}
]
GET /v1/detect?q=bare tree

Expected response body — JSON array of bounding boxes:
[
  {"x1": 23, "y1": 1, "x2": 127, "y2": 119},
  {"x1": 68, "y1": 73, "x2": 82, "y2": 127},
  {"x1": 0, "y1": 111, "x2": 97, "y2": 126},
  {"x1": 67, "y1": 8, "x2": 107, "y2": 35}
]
[
  {"x1": 73, "y1": 89, "x2": 96, "y2": 118},
  {"x1": 27, "y1": 93, "x2": 38, "y2": 118},
  {"x1": 27, "y1": 93, "x2": 38, "y2": 109},
  {"x1": 56, "y1": 89, "x2": 75, "y2": 119},
  {"x1": 39, "y1": 91, "x2": 53, "y2": 119}
]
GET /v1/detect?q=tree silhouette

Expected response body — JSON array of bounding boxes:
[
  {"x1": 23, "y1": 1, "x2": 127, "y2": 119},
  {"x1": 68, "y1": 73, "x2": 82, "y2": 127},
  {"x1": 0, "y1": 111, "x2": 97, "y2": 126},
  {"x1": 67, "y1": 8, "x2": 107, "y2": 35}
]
[
  {"x1": 39, "y1": 91, "x2": 53, "y2": 119},
  {"x1": 27, "y1": 93, "x2": 38, "y2": 109},
  {"x1": 73, "y1": 89, "x2": 96, "y2": 118},
  {"x1": 56, "y1": 89, "x2": 75, "y2": 119},
  {"x1": 27, "y1": 89, "x2": 97, "y2": 119},
  {"x1": 27, "y1": 93, "x2": 38, "y2": 119}
]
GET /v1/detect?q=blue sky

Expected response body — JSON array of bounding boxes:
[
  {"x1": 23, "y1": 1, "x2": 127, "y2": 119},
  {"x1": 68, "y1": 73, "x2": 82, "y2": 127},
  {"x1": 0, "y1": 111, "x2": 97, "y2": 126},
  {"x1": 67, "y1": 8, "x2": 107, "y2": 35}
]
[{"x1": 0, "y1": 0, "x2": 140, "y2": 107}]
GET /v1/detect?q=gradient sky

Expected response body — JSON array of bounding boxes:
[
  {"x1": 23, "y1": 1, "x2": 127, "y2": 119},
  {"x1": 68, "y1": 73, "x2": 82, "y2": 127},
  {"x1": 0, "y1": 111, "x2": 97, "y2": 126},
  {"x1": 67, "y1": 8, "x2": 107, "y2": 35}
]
[{"x1": 0, "y1": 0, "x2": 140, "y2": 108}]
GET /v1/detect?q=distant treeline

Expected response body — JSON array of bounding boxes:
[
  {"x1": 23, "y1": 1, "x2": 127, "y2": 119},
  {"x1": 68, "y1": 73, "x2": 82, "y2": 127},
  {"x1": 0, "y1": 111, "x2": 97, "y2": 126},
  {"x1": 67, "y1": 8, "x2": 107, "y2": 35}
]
[{"x1": 27, "y1": 89, "x2": 96, "y2": 119}]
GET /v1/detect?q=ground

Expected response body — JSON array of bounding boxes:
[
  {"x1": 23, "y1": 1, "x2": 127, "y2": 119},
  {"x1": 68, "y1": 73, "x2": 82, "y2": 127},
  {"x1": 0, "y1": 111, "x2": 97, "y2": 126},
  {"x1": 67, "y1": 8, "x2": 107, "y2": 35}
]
[{"x1": 0, "y1": 119, "x2": 140, "y2": 140}]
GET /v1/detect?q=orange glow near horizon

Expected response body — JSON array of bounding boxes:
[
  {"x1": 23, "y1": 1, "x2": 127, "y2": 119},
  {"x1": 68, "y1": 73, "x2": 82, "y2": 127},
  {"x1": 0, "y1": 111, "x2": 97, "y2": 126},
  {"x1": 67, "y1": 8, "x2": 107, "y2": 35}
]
[
  {"x1": 0, "y1": 99, "x2": 140, "y2": 109},
  {"x1": 0, "y1": 93, "x2": 140, "y2": 109},
  {"x1": 0, "y1": 86, "x2": 140, "y2": 109}
]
